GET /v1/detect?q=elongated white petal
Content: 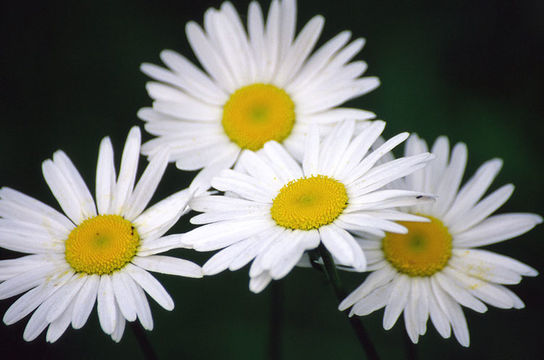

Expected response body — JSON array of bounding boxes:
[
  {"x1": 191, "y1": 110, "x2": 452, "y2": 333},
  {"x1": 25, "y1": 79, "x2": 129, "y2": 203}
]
[
  {"x1": 97, "y1": 275, "x2": 117, "y2": 335},
  {"x1": 110, "y1": 127, "x2": 141, "y2": 215},
  {"x1": 112, "y1": 272, "x2": 137, "y2": 322},
  {"x1": 72, "y1": 275, "x2": 100, "y2": 329},
  {"x1": 96, "y1": 137, "x2": 116, "y2": 215},
  {"x1": 383, "y1": 275, "x2": 410, "y2": 330},
  {"x1": 133, "y1": 255, "x2": 202, "y2": 278},
  {"x1": 453, "y1": 213, "x2": 542, "y2": 247},
  {"x1": 125, "y1": 264, "x2": 174, "y2": 311}
]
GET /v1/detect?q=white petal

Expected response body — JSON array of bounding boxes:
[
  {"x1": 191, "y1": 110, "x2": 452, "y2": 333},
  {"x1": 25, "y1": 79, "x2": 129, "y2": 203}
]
[
  {"x1": 261, "y1": 141, "x2": 303, "y2": 181},
  {"x1": 110, "y1": 302, "x2": 126, "y2": 343},
  {"x1": 443, "y1": 159, "x2": 503, "y2": 225},
  {"x1": 110, "y1": 127, "x2": 141, "y2": 215},
  {"x1": 435, "y1": 271, "x2": 487, "y2": 313},
  {"x1": 275, "y1": 16, "x2": 324, "y2": 86},
  {"x1": 3, "y1": 270, "x2": 72, "y2": 325},
  {"x1": 318, "y1": 120, "x2": 355, "y2": 176},
  {"x1": 383, "y1": 275, "x2": 410, "y2": 330},
  {"x1": 95, "y1": 137, "x2": 116, "y2": 215},
  {"x1": 188, "y1": 148, "x2": 240, "y2": 194},
  {"x1": 133, "y1": 255, "x2": 202, "y2": 278},
  {"x1": 343, "y1": 132, "x2": 409, "y2": 184},
  {"x1": 52, "y1": 151, "x2": 97, "y2": 220},
  {"x1": 158, "y1": 49, "x2": 228, "y2": 103},
  {"x1": 46, "y1": 300, "x2": 74, "y2": 343},
  {"x1": 431, "y1": 142, "x2": 468, "y2": 217},
  {"x1": 45, "y1": 275, "x2": 86, "y2": 323},
  {"x1": 97, "y1": 275, "x2": 117, "y2": 335},
  {"x1": 453, "y1": 213, "x2": 542, "y2": 247},
  {"x1": 249, "y1": 272, "x2": 273, "y2": 293},
  {"x1": 211, "y1": 169, "x2": 276, "y2": 203},
  {"x1": 431, "y1": 278, "x2": 470, "y2": 347},
  {"x1": 123, "y1": 272, "x2": 154, "y2": 330},
  {"x1": 139, "y1": 234, "x2": 187, "y2": 257},
  {"x1": 452, "y1": 248, "x2": 537, "y2": 277},
  {"x1": 185, "y1": 21, "x2": 236, "y2": 92},
  {"x1": 112, "y1": 272, "x2": 137, "y2": 322},
  {"x1": 449, "y1": 184, "x2": 514, "y2": 234},
  {"x1": 348, "y1": 283, "x2": 391, "y2": 316},
  {"x1": 0, "y1": 187, "x2": 73, "y2": 234},
  {"x1": 71, "y1": 274, "x2": 100, "y2": 329},
  {"x1": 135, "y1": 189, "x2": 191, "y2": 243},
  {"x1": 0, "y1": 264, "x2": 58, "y2": 300},
  {"x1": 339, "y1": 266, "x2": 396, "y2": 311},
  {"x1": 42, "y1": 159, "x2": 86, "y2": 225},
  {"x1": 125, "y1": 264, "x2": 174, "y2": 311},
  {"x1": 183, "y1": 219, "x2": 274, "y2": 251},
  {"x1": 124, "y1": 148, "x2": 169, "y2": 220},
  {"x1": 302, "y1": 125, "x2": 320, "y2": 177},
  {"x1": 319, "y1": 224, "x2": 366, "y2": 270}
]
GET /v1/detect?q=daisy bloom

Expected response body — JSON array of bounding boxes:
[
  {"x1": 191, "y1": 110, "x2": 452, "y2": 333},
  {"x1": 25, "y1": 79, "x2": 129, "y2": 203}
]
[
  {"x1": 339, "y1": 135, "x2": 542, "y2": 347},
  {"x1": 139, "y1": 0, "x2": 379, "y2": 190},
  {"x1": 182, "y1": 120, "x2": 435, "y2": 293},
  {"x1": 0, "y1": 127, "x2": 201, "y2": 343}
]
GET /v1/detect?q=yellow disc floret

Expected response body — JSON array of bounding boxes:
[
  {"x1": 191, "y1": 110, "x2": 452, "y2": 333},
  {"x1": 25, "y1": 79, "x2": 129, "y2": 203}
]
[
  {"x1": 65, "y1": 215, "x2": 140, "y2": 275},
  {"x1": 271, "y1": 175, "x2": 348, "y2": 230},
  {"x1": 222, "y1": 83, "x2": 295, "y2": 150},
  {"x1": 382, "y1": 215, "x2": 452, "y2": 277}
]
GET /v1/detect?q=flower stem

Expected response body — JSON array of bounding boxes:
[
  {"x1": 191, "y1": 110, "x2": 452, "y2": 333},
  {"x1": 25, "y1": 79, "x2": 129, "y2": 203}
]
[
  {"x1": 404, "y1": 332, "x2": 418, "y2": 360},
  {"x1": 130, "y1": 321, "x2": 158, "y2": 360},
  {"x1": 317, "y1": 245, "x2": 380, "y2": 360},
  {"x1": 268, "y1": 281, "x2": 283, "y2": 360}
]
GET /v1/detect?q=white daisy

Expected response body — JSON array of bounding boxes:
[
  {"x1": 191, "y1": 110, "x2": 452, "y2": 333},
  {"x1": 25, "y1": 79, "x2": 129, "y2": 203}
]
[
  {"x1": 182, "y1": 120, "x2": 435, "y2": 293},
  {"x1": 0, "y1": 127, "x2": 201, "y2": 343},
  {"x1": 139, "y1": 0, "x2": 379, "y2": 190},
  {"x1": 339, "y1": 135, "x2": 542, "y2": 347}
]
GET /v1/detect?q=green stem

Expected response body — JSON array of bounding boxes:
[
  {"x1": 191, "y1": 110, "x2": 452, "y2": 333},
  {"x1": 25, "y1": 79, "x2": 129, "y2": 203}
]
[
  {"x1": 316, "y1": 245, "x2": 380, "y2": 360},
  {"x1": 268, "y1": 281, "x2": 283, "y2": 360},
  {"x1": 130, "y1": 321, "x2": 158, "y2": 360},
  {"x1": 404, "y1": 331, "x2": 418, "y2": 360}
]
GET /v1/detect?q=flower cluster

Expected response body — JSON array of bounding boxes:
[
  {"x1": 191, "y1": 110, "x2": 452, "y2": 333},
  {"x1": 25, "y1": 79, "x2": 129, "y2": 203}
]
[{"x1": 0, "y1": 0, "x2": 540, "y2": 352}]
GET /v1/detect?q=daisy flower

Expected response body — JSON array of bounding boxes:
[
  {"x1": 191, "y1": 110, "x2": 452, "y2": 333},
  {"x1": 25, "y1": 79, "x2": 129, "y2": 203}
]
[
  {"x1": 139, "y1": 0, "x2": 379, "y2": 190},
  {"x1": 339, "y1": 135, "x2": 542, "y2": 347},
  {"x1": 182, "y1": 120, "x2": 435, "y2": 293},
  {"x1": 0, "y1": 127, "x2": 201, "y2": 343}
]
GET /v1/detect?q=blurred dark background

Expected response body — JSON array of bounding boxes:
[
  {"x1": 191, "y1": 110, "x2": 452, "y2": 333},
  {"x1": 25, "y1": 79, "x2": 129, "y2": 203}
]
[{"x1": 0, "y1": 0, "x2": 542, "y2": 359}]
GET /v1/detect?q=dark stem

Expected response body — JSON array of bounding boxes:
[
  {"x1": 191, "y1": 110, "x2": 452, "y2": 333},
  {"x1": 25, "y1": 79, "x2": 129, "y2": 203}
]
[
  {"x1": 317, "y1": 245, "x2": 380, "y2": 360},
  {"x1": 130, "y1": 321, "x2": 158, "y2": 360},
  {"x1": 404, "y1": 332, "x2": 418, "y2": 360},
  {"x1": 268, "y1": 281, "x2": 283, "y2": 360}
]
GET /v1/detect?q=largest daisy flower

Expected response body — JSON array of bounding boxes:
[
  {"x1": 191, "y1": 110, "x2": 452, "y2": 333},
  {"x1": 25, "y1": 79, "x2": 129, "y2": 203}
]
[
  {"x1": 339, "y1": 135, "x2": 541, "y2": 347},
  {"x1": 0, "y1": 127, "x2": 201, "y2": 343},
  {"x1": 139, "y1": 0, "x2": 379, "y2": 189},
  {"x1": 182, "y1": 120, "x2": 435, "y2": 293}
]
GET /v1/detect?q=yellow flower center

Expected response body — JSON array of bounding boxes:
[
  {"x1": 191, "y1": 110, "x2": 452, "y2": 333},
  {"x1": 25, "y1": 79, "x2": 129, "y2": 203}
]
[
  {"x1": 271, "y1": 175, "x2": 348, "y2": 230},
  {"x1": 65, "y1": 215, "x2": 140, "y2": 275},
  {"x1": 382, "y1": 215, "x2": 452, "y2": 277},
  {"x1": 222, "y1": 83, "x2": 295, "y2": 151}
]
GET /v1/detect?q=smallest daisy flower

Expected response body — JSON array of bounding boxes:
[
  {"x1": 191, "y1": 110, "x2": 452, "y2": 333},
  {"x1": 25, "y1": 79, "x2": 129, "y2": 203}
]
[
  {"x1": 0, "y1": 127, "x2": 201, "y2": 342},
  {"x1": 182, "y1": 120, "x2": 435, "y2": 293},
  {"x1": 339, "y1": 135, "x2": 541, "y2": 347}
]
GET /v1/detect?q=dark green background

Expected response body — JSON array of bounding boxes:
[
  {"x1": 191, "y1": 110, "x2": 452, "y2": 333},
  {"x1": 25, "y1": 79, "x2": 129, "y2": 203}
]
[{"x1": 1, "y1": 0, "x2": 542, "y2": 359}]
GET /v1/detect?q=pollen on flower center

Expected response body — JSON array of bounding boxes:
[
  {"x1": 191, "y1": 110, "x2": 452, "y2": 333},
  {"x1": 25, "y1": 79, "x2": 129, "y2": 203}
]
[
  {"x1": 65, "y1": 215, "x2": 140, "y2": 275},
  {"x1": 382, "y1": 215, "x2": 452, "y2": 277},
  {"x1": 222, "y1": 83, "x2": 296, "y2": 151},
  {"x1": 271, "y1": 175, "x2": 348, "y2": 230}
]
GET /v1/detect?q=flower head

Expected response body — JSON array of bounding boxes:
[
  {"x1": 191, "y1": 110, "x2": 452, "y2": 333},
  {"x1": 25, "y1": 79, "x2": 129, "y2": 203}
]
[
  {"x1": 183, "y1": 120, "x2": 434, "y2": 293},
  {"x1": 0, "y1": 127, "x2": 201, "y2": 342},
  {"x1": 339, "y1": 135, "x2": 541, "y2": 347},
  {"x1": 139, "y1": 0, "x2": 379, "y2": 190}
]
